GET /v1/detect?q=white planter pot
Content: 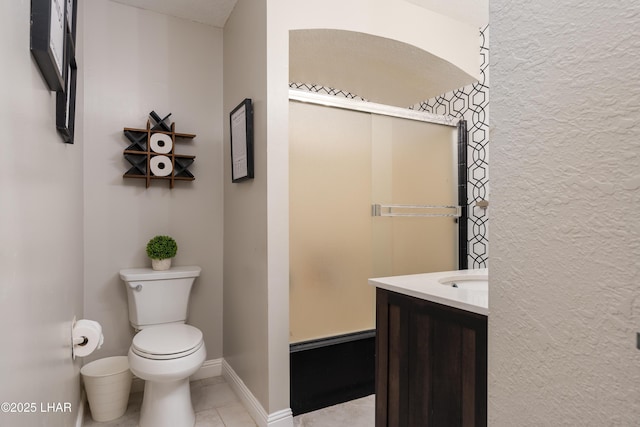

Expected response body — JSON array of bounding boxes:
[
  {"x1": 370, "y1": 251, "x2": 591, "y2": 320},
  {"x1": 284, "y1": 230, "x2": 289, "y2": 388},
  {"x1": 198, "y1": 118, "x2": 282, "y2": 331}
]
[{"x1": 151, "y1": 258, "x2": 171, "y2": 271}]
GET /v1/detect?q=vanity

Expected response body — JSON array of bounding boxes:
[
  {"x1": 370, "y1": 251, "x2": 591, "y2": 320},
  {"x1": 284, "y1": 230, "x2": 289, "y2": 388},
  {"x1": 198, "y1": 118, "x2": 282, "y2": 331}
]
[{"x1": 370, "y1": 269, "x2": 488, "y2": 427}]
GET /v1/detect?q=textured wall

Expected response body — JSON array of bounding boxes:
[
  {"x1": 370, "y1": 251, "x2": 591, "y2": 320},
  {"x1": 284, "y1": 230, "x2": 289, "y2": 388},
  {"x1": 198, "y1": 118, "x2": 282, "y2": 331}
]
[{"x1": 489, "y1": 1, "x2": 640, "y2": 425}]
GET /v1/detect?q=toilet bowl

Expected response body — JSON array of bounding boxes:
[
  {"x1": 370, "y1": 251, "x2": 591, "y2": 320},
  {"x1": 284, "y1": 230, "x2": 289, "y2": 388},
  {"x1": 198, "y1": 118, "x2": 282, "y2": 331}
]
[{"x1": 128, "y1": 324, "x2": 206, "y2": 427}]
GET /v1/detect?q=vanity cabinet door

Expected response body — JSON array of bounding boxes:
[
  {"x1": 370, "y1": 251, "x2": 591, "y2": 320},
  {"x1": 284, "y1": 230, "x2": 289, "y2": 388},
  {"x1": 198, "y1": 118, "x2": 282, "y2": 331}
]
[{"x1": 375, "y1": 288, "x2": 487, "y2": 427}]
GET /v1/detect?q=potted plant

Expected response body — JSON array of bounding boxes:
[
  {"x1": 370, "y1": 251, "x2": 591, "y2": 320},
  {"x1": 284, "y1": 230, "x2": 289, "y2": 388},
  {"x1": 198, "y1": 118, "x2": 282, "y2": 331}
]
[{"x1": 146, "y1": 235, "x2": 178, "y2": 271}]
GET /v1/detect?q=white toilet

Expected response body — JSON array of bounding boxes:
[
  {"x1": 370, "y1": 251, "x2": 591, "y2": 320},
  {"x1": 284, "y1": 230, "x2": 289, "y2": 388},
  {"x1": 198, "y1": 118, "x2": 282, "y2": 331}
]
[{"x1": 120, "y1": 266, "x2": 205, "y2": 427}]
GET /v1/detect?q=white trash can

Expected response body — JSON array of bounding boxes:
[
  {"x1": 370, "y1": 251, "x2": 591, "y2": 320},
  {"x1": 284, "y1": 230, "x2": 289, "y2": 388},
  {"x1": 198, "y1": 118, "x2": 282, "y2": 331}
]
[{"x1": 81, "y1": 356, "x2": 132, "y2": 422}]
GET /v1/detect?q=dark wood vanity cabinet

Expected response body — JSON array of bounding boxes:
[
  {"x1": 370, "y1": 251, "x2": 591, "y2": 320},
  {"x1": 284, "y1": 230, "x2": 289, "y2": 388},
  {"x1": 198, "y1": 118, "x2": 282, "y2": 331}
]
[{"x1": 375, "y1": 288, "x2": 487, "y2": 427}]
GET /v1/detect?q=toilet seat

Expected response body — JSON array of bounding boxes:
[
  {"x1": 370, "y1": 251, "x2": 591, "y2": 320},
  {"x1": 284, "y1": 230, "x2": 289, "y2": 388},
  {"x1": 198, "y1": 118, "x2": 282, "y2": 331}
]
[{"x1": 132, "y1": 324, "x2": 203, "y2": 360}]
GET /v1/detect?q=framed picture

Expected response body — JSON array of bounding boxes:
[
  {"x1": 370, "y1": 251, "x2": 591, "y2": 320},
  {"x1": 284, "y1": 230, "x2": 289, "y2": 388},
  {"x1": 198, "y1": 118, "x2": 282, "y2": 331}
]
[
  {"x1": 56, "y1": 37, "x2": 76, "y2": 144},
  {"x1": 31, "y1": 0, "x2": 66, "y2": 91},
  {"x1": 230, "y1": 99, "x2": 254, "y2": 182},
  {"x1": 66, "y1": 0, "x2": 78, "y2": 41}
]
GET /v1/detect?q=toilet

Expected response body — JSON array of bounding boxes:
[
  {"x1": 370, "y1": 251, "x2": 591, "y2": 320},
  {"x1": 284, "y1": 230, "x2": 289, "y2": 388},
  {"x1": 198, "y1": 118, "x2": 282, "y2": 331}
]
[{"x1": 120, "y1": 266, "x2": 205, "y2": 427}]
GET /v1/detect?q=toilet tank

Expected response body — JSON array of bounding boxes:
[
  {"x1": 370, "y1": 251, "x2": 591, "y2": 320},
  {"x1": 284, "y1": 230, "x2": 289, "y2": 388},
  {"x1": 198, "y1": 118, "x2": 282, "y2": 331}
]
[{"x1": 119, "y1": 266, "x2": 201, "y2": 330}]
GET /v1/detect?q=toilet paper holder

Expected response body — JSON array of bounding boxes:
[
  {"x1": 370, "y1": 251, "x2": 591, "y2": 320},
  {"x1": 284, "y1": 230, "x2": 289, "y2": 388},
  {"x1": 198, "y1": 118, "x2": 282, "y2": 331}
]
[
  {"x1": 71, "y1": 317, "x2": 104, "y2": 360},
  {"x1": 73, "y1": 336, "x2": 89, "y2": 346}
]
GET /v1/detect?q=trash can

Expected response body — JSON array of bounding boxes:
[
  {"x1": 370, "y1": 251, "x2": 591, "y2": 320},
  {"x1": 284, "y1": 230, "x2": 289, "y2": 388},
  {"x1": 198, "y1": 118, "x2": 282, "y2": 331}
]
[{"x1": 81, "y1": 356, "x2": 132, "y2": 422}]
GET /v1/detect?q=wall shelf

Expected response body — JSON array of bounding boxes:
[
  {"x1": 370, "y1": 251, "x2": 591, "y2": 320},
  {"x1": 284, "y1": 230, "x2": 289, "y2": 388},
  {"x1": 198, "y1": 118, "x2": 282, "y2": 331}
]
[{"x1": 122, "y1": 112, "x2": 196, "y2": 188}]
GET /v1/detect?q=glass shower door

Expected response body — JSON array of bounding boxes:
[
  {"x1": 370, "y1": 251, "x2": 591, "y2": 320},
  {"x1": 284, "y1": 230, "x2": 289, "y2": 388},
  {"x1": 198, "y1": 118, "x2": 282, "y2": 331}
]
[
  {"x1": 289, "y1": 102, "x2": 374, "y2": 343},
  {"x1": 289, "y1": 101, "x2": 458, "y2": 344},
  {"x1": 371, "y1": 114, "x2": 458, "y2": 278}
]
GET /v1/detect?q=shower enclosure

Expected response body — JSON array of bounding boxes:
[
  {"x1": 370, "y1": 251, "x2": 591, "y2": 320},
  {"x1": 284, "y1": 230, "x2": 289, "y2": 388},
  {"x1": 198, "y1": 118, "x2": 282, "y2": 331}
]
[{"x1": 289, "y1": 91, "x2": 465, "y2": 344}]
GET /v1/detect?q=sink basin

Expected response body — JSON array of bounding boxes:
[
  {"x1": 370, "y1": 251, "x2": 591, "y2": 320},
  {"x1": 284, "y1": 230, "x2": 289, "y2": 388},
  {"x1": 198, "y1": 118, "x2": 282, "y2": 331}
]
[{"x1": 438, "y1": 275, "x2": 488, "y2": 291}]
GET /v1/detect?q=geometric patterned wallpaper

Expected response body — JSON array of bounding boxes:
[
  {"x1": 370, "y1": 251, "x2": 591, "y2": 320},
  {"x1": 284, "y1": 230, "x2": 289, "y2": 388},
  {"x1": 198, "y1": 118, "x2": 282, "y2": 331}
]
[
  {"x1": 414, "y1": 25, "x2": 489, "y2": 268},
  {"x1": 290, "y1": 25, "x2": 490, "y2": 268},
  {"x1": 288, "y1": 83, "x2": 368, "y2": 101}
]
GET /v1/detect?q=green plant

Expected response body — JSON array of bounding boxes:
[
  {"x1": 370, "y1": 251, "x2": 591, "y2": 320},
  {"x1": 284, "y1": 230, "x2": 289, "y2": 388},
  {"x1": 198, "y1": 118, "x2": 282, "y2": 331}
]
[{"x1": 145, "y1": 235, "x2": 178, "y2": 260}]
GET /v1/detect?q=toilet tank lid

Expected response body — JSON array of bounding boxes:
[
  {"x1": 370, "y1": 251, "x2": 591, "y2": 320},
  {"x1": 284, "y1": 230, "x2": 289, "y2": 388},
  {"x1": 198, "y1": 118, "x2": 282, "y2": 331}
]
[{"x1": 119, "y1": 266, "x2": 201, "y2": 281}]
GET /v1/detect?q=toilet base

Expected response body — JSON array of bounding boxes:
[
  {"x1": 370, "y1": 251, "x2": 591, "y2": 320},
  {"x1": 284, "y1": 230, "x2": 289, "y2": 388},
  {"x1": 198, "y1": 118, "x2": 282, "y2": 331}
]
[
  {"x1": 139, "y1": 378, "x2": 195, "y2": 427},
  {"x1": 127, "y1": 326, "x2": 206, "y2": 427}
]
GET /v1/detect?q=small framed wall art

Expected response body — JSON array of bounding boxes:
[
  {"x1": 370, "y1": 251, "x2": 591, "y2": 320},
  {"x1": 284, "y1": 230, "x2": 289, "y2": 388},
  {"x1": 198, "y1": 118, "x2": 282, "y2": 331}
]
[
  {"x1": 56, "y1": 36, "x2": 76, "y2": 143},
  {"x1": 65, "y1": 0, "x2": 78, "y2": 40},
  {"x1": 229, "y1": 99, "x2": 254, "y2": 182},
  {"x1": 31, "y1": 0, "x2": 66, "y2": 91}
]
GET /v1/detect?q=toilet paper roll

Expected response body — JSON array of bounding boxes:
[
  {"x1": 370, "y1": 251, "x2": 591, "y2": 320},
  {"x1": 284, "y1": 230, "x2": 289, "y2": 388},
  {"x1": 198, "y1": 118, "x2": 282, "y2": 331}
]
[
  {"x1": 150, "y1": 133, "x2": 173, "y2": 154},
  {"x1": 150, "y1": 155, "x2": 173, "y2": 177},
  {"x1": 73, "y1": 319, "x2": 104, "y2": 358}
]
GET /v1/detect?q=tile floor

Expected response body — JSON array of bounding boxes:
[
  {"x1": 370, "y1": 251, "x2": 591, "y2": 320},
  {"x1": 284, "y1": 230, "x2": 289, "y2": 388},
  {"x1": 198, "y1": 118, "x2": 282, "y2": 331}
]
[
  {"x1": 292, "y1": 395, "x2": 374, "y2": 427},
  {"x1": 83, "y1": 376, "x2": 374, "y2": 427},
  {"x1": 83, "y1": 376, "x2": 256, "y2": 427}
]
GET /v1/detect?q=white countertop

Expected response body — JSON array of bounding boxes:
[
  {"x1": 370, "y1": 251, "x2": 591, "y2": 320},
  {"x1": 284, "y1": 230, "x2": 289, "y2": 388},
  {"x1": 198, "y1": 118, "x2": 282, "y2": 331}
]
[{"x1": 369, "y1": 268, "x2": 489, "y2": 316}]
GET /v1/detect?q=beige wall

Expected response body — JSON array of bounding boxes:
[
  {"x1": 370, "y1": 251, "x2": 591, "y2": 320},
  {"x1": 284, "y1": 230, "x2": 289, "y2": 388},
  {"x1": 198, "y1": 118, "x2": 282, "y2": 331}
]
[
  {"x1": 490, "y1": 0, "x2": 640, "y2": 424},
  {"x1": 265, "y1": 3, "x2": 293, "y2": 414},
  {"x1": 282, "y1": 0, "x2": 480, "y2": 84},
  {"x1": 0, "y1": 2, "x2": 85, "y2": 426},
  {"x1": 82, "y1": 0, "x2": 224, "y2": 361},
  {"x1": 223, "y1": 0, "x2": 293, "y2": 416},
  {"x1": 223, "y1": 0, "x2": 271, "y2": 410}
]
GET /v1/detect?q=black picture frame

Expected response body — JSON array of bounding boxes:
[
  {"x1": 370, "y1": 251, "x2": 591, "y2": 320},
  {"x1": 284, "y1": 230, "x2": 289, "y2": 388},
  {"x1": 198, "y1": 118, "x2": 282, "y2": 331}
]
[
  {"x1": 230, "y1": 99, "x2": 254, "y2": 182},
  {"x1": 65, "y1": 0, "x2": 78, "y2": 42},
  {"x1": 31, "y1": 0, "x2": 66, "y2": 91},
  {"x1": 56, "y1": 37, "x2": 76, "y2": 144}
]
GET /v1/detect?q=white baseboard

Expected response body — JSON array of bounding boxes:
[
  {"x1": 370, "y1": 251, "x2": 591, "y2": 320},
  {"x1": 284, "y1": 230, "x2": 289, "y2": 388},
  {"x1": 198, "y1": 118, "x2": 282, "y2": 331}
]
[
  {"x1": 222, "y1": 359, "x2": 293, "y2": 427},
  {"x1": 130, "y1": 358, "x2": 223, "y2": 393},
  {"x1": 191, "y1": 358, "x2": 223, "y2": 381},
  {"x1": 267, "y1": 409, "x2": 295, "y2": 427}
]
